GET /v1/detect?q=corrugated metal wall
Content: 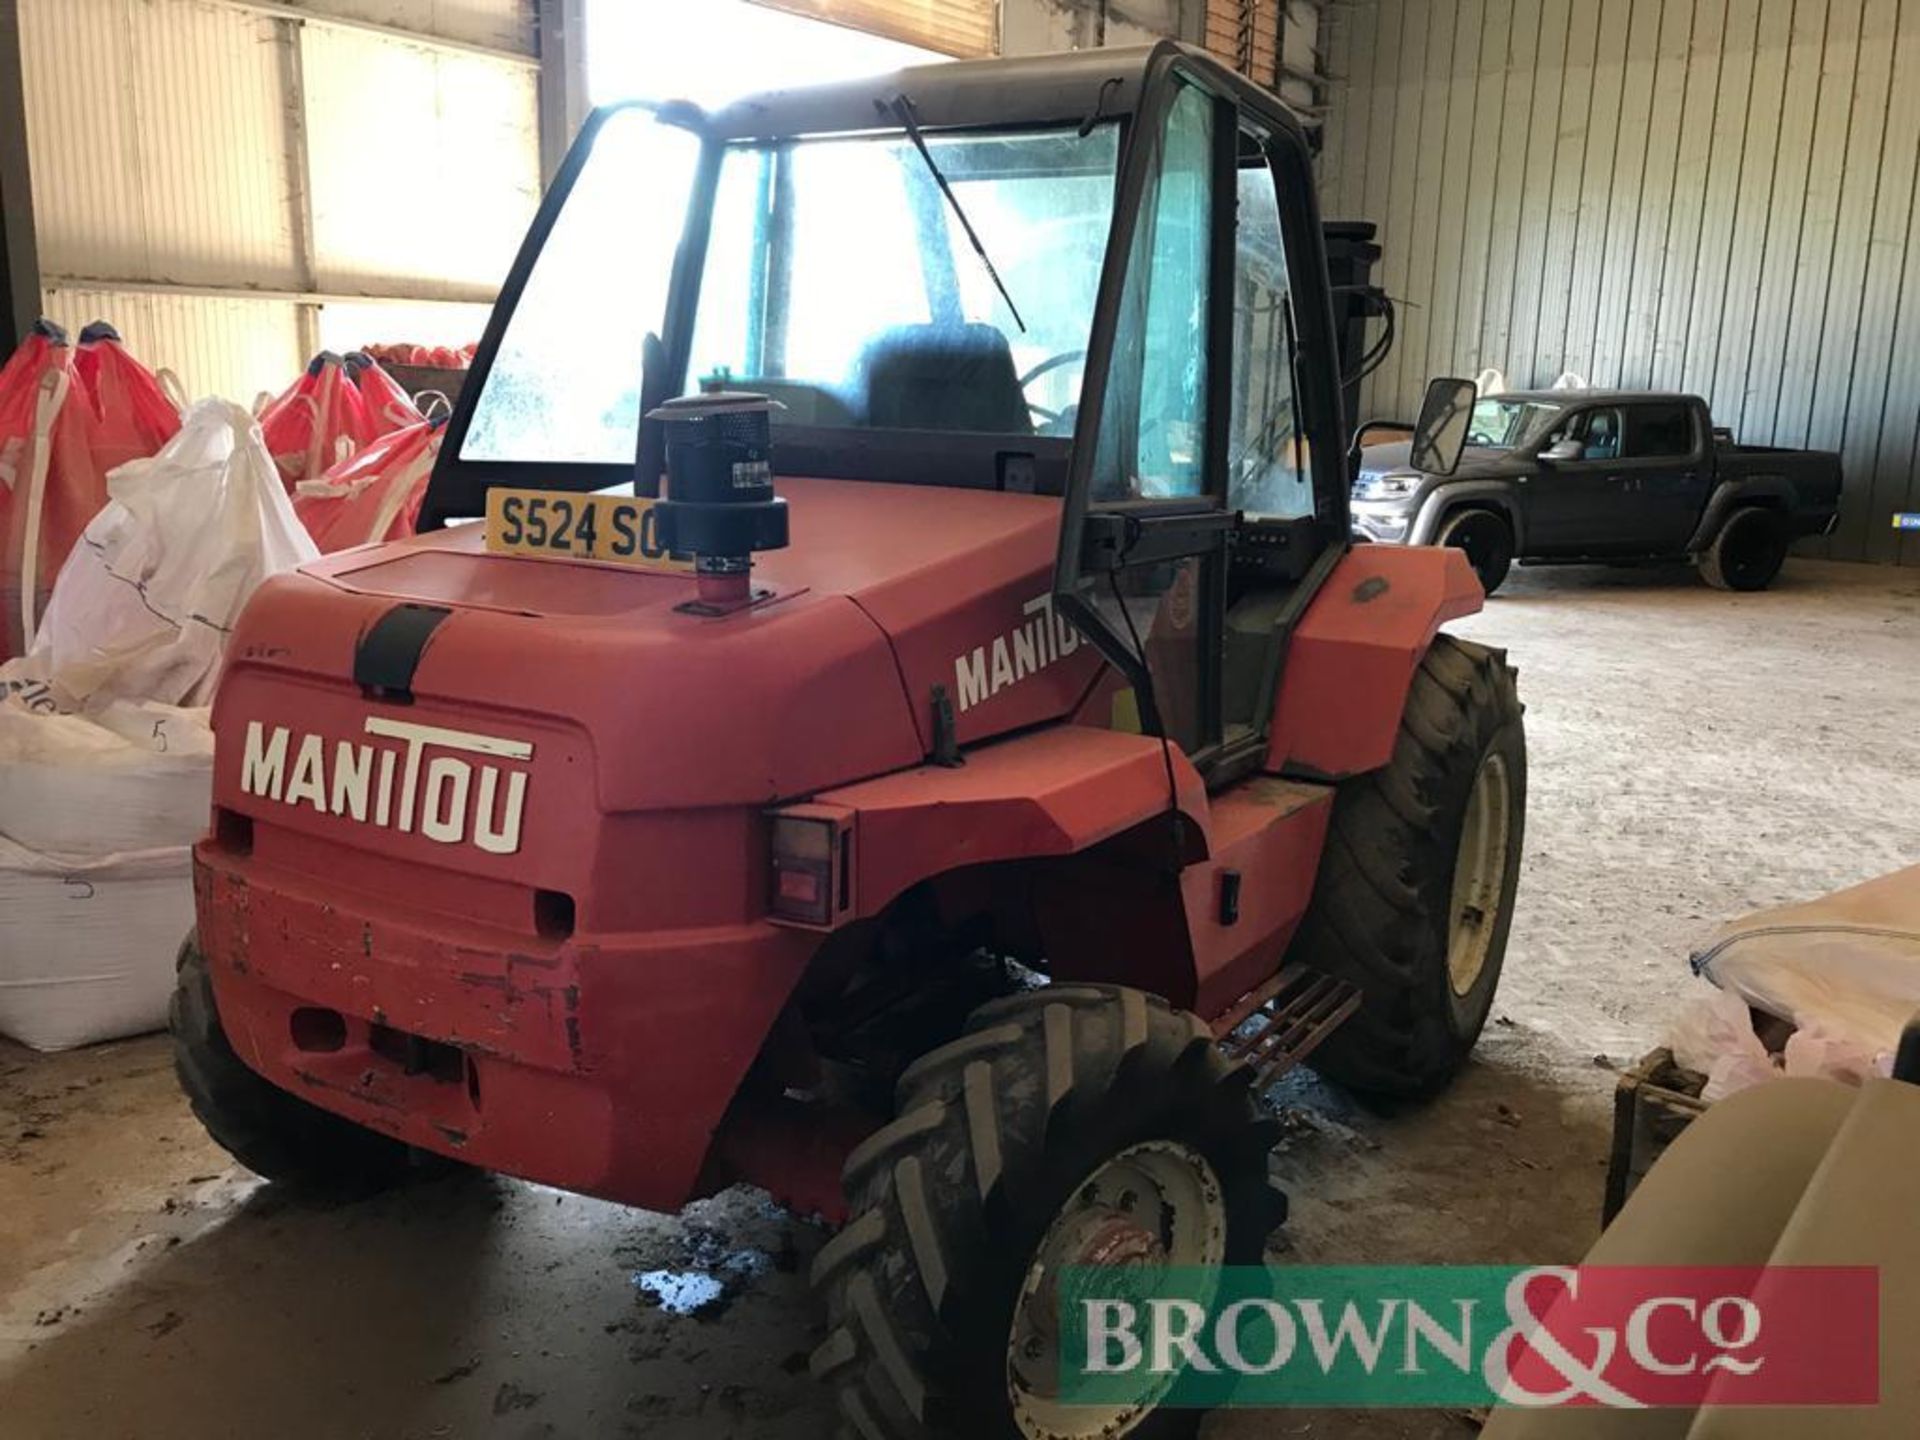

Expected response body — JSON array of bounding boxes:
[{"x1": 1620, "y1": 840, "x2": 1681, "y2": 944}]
[
  {"x1": 20, "y1": 0, "x2": 538, "y2": 405},
  {"x1": 1322, "y1": 0, "x2": 1920, "y2": 564}
]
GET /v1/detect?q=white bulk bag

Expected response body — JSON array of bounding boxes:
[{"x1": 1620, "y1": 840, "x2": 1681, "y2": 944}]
[
  {"x1": 0, "y1": 401, "x2": 306, "y2": 1050},
  {"x1": 0, "y1": 699, "x2": 210, "y2": 855},
  {"x1": 0, "y1": 839, "x2": 194, "y2": 1052},
  {"x1": 0, "y1": 699, "x2": 211, "y2": 1051},
  {"x1": 3, "y1": 398, "x2": 316, "y2": 711}
]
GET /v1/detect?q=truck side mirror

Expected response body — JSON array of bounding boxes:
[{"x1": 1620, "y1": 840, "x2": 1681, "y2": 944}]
[
  {"x1": 1539, "y1": 438, "x2": 1584, "y2": 464},
  {"x1": 1347, "y1": 419, "x2": 1412, "y2": 482},
  {"x1": 1410, "y1": 377, "x2": 1478, "y2": 477}
]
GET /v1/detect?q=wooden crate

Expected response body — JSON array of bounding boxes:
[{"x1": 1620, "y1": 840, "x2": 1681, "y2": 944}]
[
  {"x1": 1603, "y1": 1048, "x2": 1710, "y2": 1223},
  {"x1": 382, "y1": 362, "x2": 468, "y2": 412}
]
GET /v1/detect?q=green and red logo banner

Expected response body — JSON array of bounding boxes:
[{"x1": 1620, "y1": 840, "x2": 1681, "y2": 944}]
[{"x1": 1058, "y1": 1265, "x2": 1879, "y2": 1409}]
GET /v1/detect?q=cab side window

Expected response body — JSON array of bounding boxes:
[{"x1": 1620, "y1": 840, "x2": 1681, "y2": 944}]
[
  {"x1": 1090, "y1": 79, "x2": 1214, "y2": 502},
  {"x1": 1623, "y1": 402, "x2": 1696, "y2": 459},
  {"x1": 1227, "y1": 149, "x2": 1310, "y2": 520},
  {"x1": 1579, "y1": 407, "x2": 1623, "y2": 461}
]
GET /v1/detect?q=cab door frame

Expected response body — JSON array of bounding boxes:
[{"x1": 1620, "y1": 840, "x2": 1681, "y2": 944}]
[
  {"x1": 1052, "y1": 45, "x2": 1349, "y2": 781},
  {"x1": 1527, "y1": 404, "x2": 1627, "y2": 553},
  {"x1": 1611, "y1": 398, "x2": 1713, "y2": 553}
]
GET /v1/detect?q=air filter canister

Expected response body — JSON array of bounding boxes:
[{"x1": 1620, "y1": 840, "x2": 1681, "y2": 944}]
[{"x1": 646, "y1": 389, "x2": 789, "y2": 577}]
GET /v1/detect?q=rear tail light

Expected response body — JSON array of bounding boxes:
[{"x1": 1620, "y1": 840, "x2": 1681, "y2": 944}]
[{"x1": 768, "y1": 805, "x2": 854, "y2": 928}]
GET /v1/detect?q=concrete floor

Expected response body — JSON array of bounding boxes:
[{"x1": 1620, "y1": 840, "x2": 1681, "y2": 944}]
[{"x1": 3, "y1": 557, "x2": 1918, "y2": 1440}]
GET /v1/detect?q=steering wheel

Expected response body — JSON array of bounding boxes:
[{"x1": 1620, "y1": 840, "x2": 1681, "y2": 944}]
[{"x1": 1018, "y1": 349, "x2": 1086, "y2": 424}]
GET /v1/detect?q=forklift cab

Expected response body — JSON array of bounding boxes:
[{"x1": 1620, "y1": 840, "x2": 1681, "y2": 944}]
[{"x1": 423, "y1": 43, "x2": 1467, "y2": 786}]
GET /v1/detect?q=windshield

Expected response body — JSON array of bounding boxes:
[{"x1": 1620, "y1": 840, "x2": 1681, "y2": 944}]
[
  {"x1": 685, "y1": 123, "x2": 1120, "y2": 439},
  {"x1": 1465, "y1": 398, "x2": 1560, "y2": 450},
  {"x1": 458, "y1": 111, "x2": 1119, "y2": 477},
  {"x1": 462, "y1": 108, "x2": 701, "y2": 465}
]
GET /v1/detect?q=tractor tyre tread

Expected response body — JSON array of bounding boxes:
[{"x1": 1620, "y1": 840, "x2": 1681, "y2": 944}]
[
  {"x1": 1295, "y1": 636, "x2": 1526, "y2": 1098},
  {"x1": 811, "y1": 985, "x2": 1281, "y2": 1440}
]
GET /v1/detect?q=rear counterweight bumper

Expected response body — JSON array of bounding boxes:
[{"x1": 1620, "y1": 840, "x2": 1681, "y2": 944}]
[{"x1": 193, "y1": 846, "x2": 816, "y2": 1212}]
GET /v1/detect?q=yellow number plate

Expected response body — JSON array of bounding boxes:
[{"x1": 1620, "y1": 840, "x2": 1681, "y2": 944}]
[{"x1": 483, "y1": 488, "x2": 692, "y2": 573}]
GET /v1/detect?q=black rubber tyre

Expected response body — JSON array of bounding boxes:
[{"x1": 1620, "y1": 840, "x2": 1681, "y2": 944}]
[
  {"x1": 1436, "y1": 507, "x2": 1514, "y2": 597},
  {"x1": 1295, "y1": 636, "x2": 1526, "y2": 1099},
  {"x1": 810, "y1": 984, "x2": 1282, "y2": 1440},
  {"x1": 172, "y1": 933, "x2": 435, "y2": 1196},
  {"x1": 1700, "y1": 505, "x2": 1788, "y2": 591}
]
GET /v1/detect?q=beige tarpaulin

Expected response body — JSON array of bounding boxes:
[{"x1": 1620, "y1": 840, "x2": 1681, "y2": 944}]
[{"x1": 1693, "y1": 863, "x2": 1920, "y2": 1058}]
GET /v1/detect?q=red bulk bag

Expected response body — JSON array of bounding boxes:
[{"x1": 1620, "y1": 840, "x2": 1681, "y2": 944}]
[
  {"x1": 73, "y1": 321, "x2": 183, "y2": 474},
  {"x1": 257, "y1": 352, "x2": 374, "y2": 491},
  {"x1": 345, "y1": 351, "x2": 423, "y2": 438},
  {"x1": 292, "y1": 418, "x2": 443, "y2": 554},
  {"x1": 0, "y1": 322, "x2": 108, "y2": 658}
]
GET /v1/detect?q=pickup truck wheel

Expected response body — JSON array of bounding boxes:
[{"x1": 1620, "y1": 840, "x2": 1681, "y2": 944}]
[
  {"x1": 1294, "y1": 637, "x2": 1526, "y2": 1098},
  {"x1": 810, "y1": 985, "x2": 1282, "y2": 1440},
  {"x1": 1701, "y1": 506, "x2": 1788, "y2": 591},
  {"x1": 1436, "y1": 508, "x2": 1513, "y2": 596},
  {"x1": 172, "y1": 933, "x2": 445, "y2": 1197}
]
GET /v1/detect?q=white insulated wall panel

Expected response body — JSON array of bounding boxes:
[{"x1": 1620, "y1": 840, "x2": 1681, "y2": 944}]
[
  {"x1": 18, "y1": 0, "x2": 535, "y2": 403},
  {"x1": 20, "y1": 0, "x2": 303, "y2": 290},
  {"x1": 301, "y1": 23, "x2": 538, "y2": 293},
  {"x1": 40, "y1": 285, "x2": 305, "y2": 407},
  {"x1": 295, "y1": 0, "x2": 536, "y2": 53}
]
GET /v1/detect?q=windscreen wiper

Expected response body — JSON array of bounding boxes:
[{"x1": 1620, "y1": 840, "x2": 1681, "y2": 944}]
[
  {"x1": 1282, "y1": 298, "x2": 1308, "y2": 487},
  {"x1": 885, "y1": 93, "x2": 1026, "y2": 334}
]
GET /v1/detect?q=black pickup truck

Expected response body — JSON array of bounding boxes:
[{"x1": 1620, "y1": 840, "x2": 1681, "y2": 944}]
[{"x1": 1349, "y1": 390, "x2": 1843, "y2": 595}]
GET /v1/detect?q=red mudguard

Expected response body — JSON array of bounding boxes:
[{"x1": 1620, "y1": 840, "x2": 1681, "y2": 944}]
[{"x1": 1266, "y1": 544, "x2": 1484, "y2": 779}]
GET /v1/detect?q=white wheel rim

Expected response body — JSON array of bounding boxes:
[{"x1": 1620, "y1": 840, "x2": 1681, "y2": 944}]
[
  {"x1": 1006, "y1": 1140, "x2": 1227, "y2": 1440},
  {"x1": 1447, "y1": 750, "x2": 1513, "y2": 997}
]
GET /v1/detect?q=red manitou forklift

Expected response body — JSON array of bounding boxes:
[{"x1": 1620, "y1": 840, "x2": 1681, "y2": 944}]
[{"x1": 173, "y1": 43, "x2": 1524, "y2": 1438}]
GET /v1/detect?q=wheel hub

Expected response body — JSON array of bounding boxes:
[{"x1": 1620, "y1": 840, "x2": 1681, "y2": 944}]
[
  {"x1": 1446, "y1": 749, "x2": 1513, "y2": 997},
  {"x1": 1007, "y1": 1140, "x2": 1227, "y2": 1440},
  {"x1": 1072, "y1": 1213, "x2": 1165, "y2": 1269}
]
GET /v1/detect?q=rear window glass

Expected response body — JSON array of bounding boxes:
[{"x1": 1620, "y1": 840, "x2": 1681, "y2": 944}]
[{"x1": 1624, "y1": 403, "x2": 1695, "y2": 459}]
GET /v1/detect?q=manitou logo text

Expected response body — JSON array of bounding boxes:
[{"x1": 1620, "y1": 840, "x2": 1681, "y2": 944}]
[
  {"x1": 240, "y1": 718, "x2": 532, "y2": 855},
  {"x1": 954, "y1": 593, "x2": 1083, "y2": 713}
]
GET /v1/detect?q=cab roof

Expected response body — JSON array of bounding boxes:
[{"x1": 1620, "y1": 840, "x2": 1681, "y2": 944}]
[{"x1": 699, "y1": 44, "x2": 1162, "y2": 141}]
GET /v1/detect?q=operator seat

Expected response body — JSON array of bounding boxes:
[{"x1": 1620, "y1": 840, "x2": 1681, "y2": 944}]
[
  {"x1": 1583, "y1": 408, "x2": 1622, "y2": 461},
  {"x1": 1482, "y1": 1074, "x2": 1920, "y2": 1437},
  {"x1": 850, "y1": 323, "x2": 1032, "y2": 435}
]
